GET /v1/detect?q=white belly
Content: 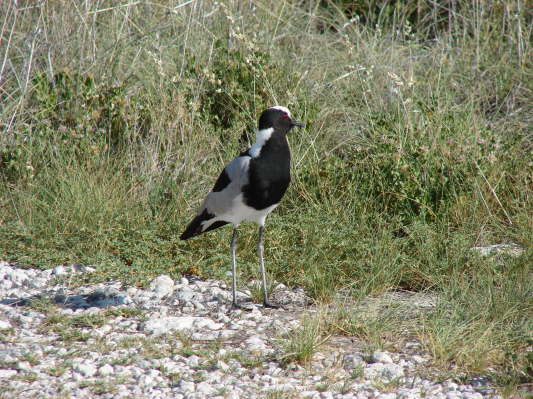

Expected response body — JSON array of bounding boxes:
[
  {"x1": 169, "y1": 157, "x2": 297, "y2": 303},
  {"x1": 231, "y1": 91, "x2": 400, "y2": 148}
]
[{"x1": 202, "y1": 194, "x2": 278, "y2": 229}]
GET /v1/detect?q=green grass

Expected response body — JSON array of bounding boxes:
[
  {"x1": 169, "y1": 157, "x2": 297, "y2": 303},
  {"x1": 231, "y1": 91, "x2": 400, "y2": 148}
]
[
  {"x1": 280, "y1": 311, "x2": 331, "y2": 365},
  {"x1": 0, "y1": 0, "x2": 531, "y2": 393}
]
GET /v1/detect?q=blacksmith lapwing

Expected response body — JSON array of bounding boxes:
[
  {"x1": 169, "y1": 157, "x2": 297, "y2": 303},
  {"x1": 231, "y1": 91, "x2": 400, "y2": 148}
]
[{"x1": 180, "y1": 106, "x2": 304, "y2": 309}]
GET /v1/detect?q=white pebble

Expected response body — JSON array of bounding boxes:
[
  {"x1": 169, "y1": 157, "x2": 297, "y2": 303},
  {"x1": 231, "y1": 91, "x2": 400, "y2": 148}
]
[
  {"x1": 74, "y1": 362, "x2": 97, "y2": 377},
  {"x1": 372, "y1": 350, "x2": 393, "y2": 364},
  {"x1": 98, "y1": 364, "x2": 114, "y2": 376}
]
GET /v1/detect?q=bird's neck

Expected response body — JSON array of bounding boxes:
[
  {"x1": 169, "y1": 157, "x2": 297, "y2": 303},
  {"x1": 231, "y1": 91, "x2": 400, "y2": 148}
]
[{"x1": 249, "y1": 128, "x2": 289, "y2": 158}]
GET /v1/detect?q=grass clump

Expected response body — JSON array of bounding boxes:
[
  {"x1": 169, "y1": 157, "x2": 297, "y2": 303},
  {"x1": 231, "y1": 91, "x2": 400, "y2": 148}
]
[
  {"x1": 0, "y1": 0, "x2": 531, "y2": 390},
  {"x1": 280, "y1": 311, "x2": 331, "y2": 365}
]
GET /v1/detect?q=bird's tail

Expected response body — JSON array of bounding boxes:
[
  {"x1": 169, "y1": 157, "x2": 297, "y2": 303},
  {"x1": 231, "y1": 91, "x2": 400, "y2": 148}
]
[{"x1": 180, "y1": 209, "x2": 229, "y2": 240}]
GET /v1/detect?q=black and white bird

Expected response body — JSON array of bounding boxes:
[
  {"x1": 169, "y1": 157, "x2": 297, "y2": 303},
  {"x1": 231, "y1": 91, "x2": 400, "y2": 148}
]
[{"x1": 180, "y1": 106, "x2": 304, "y2": 309}]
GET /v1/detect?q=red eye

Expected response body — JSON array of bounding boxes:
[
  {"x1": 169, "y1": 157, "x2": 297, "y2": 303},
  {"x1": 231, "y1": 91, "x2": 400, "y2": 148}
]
[{"x1": 282, "y1": 113, "x2": 290, "y2": 120}]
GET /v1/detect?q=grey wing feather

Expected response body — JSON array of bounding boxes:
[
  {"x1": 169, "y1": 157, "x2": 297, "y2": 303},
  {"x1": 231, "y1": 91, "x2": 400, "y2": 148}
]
[{"x1": 201, "y1": 155, "x2": 251, "y2": 216}]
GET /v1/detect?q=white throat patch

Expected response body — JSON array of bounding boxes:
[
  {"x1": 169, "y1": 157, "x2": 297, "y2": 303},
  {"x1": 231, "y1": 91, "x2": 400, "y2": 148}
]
[{"x1": 249, "y1": 127, "x2": 274, "y2": 158}]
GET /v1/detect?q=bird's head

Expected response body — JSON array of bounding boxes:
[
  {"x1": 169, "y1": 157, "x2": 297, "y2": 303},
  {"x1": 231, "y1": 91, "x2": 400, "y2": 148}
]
[{"x1": 258, "y1": 106, "x2": 304, "y2": 134}]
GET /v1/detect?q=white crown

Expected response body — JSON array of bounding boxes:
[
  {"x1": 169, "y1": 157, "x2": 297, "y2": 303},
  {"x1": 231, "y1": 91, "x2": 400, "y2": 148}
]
[{"x1": 269, "y1": 105, "x2": 291, "y2": 118}]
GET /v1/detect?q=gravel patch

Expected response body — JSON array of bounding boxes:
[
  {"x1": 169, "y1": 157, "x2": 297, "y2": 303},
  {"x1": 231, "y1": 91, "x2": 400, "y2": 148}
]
[{"x1": 0, "y1": 260, "x2": 502, "y2": 398}]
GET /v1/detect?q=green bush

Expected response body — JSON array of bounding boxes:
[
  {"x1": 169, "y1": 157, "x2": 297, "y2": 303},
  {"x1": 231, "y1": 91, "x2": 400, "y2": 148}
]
[{"x1": 1, "y1": 70, "x2": 151, "y2": 181}]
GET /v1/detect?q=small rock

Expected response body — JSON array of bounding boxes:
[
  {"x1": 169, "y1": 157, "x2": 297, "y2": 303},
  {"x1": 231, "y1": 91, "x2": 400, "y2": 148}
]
[
  {"x1": 0, "y1": 369, "x2": 17, "y2": 378},
  {"x1": 445, "y1": 381, "x2": 459, "y2": 390},
  {"x1": 470, "y1": 243, "x2": 523, "y2": 258},
  {"x1": 365, "y1": 363, "x2": 404, "y2": 381},
  {"x1": 164, "y1": 361, "x2": 182, "y2": 374},
  {"x1": 15, "y1": 361, "x2": 31, "y2": 371},
  {"x1": 411, "y1": 355, "x2": 427, "y2": 364},
  {"x1": 74, "y1": 362, "x2": 97, "y2": 377},
  {"x1": 142, "y1": 316, "x2": 201, "y2": 335},
  {"x1": 180, "y1": 380, "x2": 195, "y2": 393},
  {"x1": 0, "y1": 320, "x2": 11, "y2": 329},
  {"x1": 28, "y1": 278, "x2": 47, "y2": 288},
  {"x1": 149, "y1": 275, "x2": 175, "y2": 297},
  {"x1": 194, "y1": 318, "x2": 223, "y2": 330},
  {"x1": 139, "y1": 374, "x2": 155, "y2": 386},
  {"x1": 382, "y1": 364, "x2": 404, "y2": 380},
  {"x1": 446, "y1": 393, "x2": 461, "y2": 399},
  {"x1": 191, "y1": 331, "x2": 219, "y2": 341},
  {"x1": 98, "y1": 364, "x2": 114, "y2": 376},
  {"x1": 245, "y1": 335, "x2": 268, "y2": 354},
  {"x1": 216, "y1": 360, "x2": 230, "y2": 372},
  {"x1": 226, "y1": 392, "x2": 240, "y2": 399},
  {"x1": 301, "y1": 391, "x2": 320, "y2": 398},
  {"x1": 52, "y1": 265, "x2": 69, "y2": 276},
  {"x1": 372, "y1": 350, "x2": 393, "y2": 364},
  {"x1": 196, "y1": 381, "x2": 216, "y2": 395},
  {"x1": 10, "y1": 269, "x2": 30, "y2": 286},
  {"x1": 70, "y1": 263, "x2": 93, "y2": 273},
  {"x1": 343, "y1": 353, "x2": 365, "y2": 370},
  {"x1": 176, "y1": 286, "x2": 198, "y2": 302},
  {"x1": 187, "y1": 355, "x2": 200, "y2": 367}
]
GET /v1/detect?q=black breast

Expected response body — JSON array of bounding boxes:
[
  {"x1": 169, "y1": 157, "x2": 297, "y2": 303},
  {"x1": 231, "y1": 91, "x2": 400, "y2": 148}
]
[{"x1": 242, "y1": 138, "x2": 291, "y2": 210}]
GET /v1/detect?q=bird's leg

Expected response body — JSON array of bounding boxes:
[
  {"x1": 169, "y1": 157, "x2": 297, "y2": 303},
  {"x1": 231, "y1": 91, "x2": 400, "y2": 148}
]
[
  {"x1": 230, "y1": 227, "x2": 239, "y2": 308},
  {"x1": 230, "y1": 228, "x2": 252, "y2": 311},
  {"x1": 258, "y1": 226, "x2": 279, "y2": 309}
]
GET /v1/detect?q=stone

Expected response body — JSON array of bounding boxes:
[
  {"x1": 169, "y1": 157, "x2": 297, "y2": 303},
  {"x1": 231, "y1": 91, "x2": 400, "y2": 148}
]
[
  {"x1": 52, "y1": 265, "x2": 69, "y2": 276},
  {"x1": 98, "y1": 364, "x2": 114, "y2": 376},
  {"x1": 343, "y1": 353, "x2": 365, "y2": 370},
  {"x1": 187, "y1": 355, "x2": 200, "y2": 367},
  {"x1": 0, "y1": 369, "x2": 17, "y2": 378},
  {"x1": 372, "y1": 350, "x2": 393, "y2": 364},
  {"x1": 196, "y1": 381, "x2": 216, "y2": 395},
  {"x1": 74, "y1": 362, "x2": 97, "y2": 377},
  {"x1": 10, "y1": 269, "x2": 30, "y2": 286},
  {"x1": 470, "y1": 243, "x2": 523, "y2": 258},
  {"x1": 412, "y1": 355, "x2": 427, "y2": 364},
  {"x1": 0, "y1": 279, "x2": 13, "y2": 290},
  {"x1": 143, "y1": 316, "x2": 203, "y2": 335},
  {"x1": 28, "y1": 278, "x2": 47, "y2": 288},
  {"x1": 0, "y1": 320, "x2": 11, "y2": 329},
  {"x1": 193, "y1": 318, "x2": 223, "y2": 330},
  {"x1": 15, "y1": 361, "x2": 31, "y2": 371},
  {"x1": 180, "y1": 380, "x2": 195, "y2": 393},
  {"x1": 365, "y1": 363, "x2": 404, "y2": 381},
  {"x1": 149, "y1": 275, "x2": 175, "y2": 297},
  {"x1": 176, "y1": 286, "x2": 198, "y2": 302},
  {"x1": 446, "y1": 393, "x2": 461, "y2": 399}
]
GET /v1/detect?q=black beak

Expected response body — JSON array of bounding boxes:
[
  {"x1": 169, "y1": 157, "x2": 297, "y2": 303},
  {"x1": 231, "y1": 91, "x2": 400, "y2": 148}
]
[{"x1": 291, "y1": 120, "x2": 305, "y2": 128}]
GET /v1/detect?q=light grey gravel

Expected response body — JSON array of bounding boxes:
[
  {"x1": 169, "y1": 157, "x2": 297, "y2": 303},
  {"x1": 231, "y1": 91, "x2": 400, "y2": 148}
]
[{"x1": 0, "y1": 259, "x2": 504, "y2": 399}]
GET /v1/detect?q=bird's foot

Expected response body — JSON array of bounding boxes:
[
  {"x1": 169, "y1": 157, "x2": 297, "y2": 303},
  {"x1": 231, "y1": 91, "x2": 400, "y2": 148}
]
[{"x1": 263, "y1": 300, "x2": 281, "y2": 309}]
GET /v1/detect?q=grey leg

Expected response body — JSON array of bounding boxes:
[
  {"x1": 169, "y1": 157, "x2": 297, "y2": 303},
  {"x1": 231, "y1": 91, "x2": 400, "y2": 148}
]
[
  {"x1": 230, "y1": 228, "x2": 252, "y2": 310},
  {"x1": 258, "y1": 226, "x2": 279, "y2": 308},
  {"x1": 230, "y1": 227, "x2": 238, "y2": 307}
]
